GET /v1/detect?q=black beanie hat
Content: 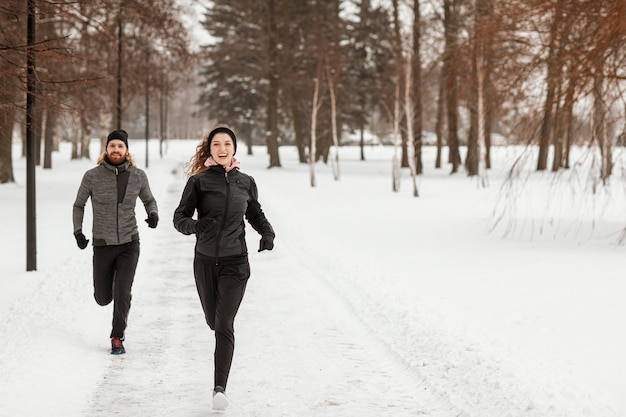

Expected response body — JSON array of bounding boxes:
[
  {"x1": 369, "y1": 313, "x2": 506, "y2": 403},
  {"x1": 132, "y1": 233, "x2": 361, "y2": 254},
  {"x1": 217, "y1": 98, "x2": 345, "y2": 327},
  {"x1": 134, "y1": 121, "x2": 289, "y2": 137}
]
[
  {"x1": 107, "y1": 129, "x2": 129, "y2": 148},
  {"x1": 207, "y1": 127, "x2": 237, "y2": 155}
]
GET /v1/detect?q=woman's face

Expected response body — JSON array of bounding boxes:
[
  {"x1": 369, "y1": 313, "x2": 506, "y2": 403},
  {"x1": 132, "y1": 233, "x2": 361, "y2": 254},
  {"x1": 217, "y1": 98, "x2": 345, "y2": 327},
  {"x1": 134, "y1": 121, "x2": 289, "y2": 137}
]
[{"x1": 210, "y1": 133, "x2": 235, "y2": 167}]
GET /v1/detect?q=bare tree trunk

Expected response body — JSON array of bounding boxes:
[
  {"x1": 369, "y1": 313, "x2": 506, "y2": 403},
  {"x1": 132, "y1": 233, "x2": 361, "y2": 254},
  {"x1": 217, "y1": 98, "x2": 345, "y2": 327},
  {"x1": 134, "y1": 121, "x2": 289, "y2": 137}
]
[
  {"x1": 159, "y1": 78, "x2": 167, "y2": 158},
  {"x1": 443, "y1": 0, "x2": 461, "y2": 173},
  {"x1": 593, "y1": 70, "x2": 611, "y2": 183},
  {"x1": 412, "y1": 0, "x2": 423, "y2": 175},
  {"x1": 467, "y1": 54, "x2": 479, "y2": 176},
  {"x1": 562, "y1": 80, "x2": 575, "y2": 169},
  {"x1": 391, "y1": 0, "x2": 408, "y2": 172},
  {"x1": 43, "y1": 110, "x2": 57, "y2": 169},
  {"x1": 404, "y1": 56, "x2": 419, "y2": 197},
  {"x1": 34, "y1": 93, "x2": 43, "y2": 166},
  {"x1": 71, "y1": 117, "x2": 80, "y2": 160},
  {"x1": 0, "y1": 86, "x2": 16, "y2": 183},
  {"x1": 550, "y1": 82, "x2": 564, "y2": 172},
  {"x1": 309, "y1": 74, "x2": 321, "y2": 187},
  {"x1": 325, "y1": 56, "x2": 340, "y2": 181},
  {"x1": 144, "y1": 45, "x2": 151, "y2": 168},
  {"x1": 392, "y1": 77, "x2": 401, "y2": 192},
  {"x1": 265, "y1": 0, "x2": 281, "y2": 168},
  {"x1": 476, "y1": 0, "x2": 500, "y2": 171},
  {"x1": 21, "y1": 123, "x2": 26, "y2": 158},
  {"x1": 359, "y1": 124, "x2": 365, "y2": 161},
  {"x1": 537, "y1": 1, "x2": 565, "y2": 171},
  {"x1": 483, "y1": 79, "x2": 493, "y2": 169},
  {"x1": 98, "y1": 109, "x2": 110, "y2": 155},
  {"x1": 0, "y1": 0, "x2": 19, "y2": 182},
  {"x1": 392, "y1": 0, "x2": 405, "y2": 186},
  {"x1": 481, "y1": 0, "x2": 495, "y2": 171},
  {"x1": 476, "y1": 36, "x2": 488, "y2": 187},
  {"x1": 329, "y1": 0, "x2": 341, "y2": 178},
  {"x1": 80, "y1": 117, "x2": 91, "y2": 159},
  {"x1": 115, "y1": 7, "x2": 123, "y2": 130},
  {"x1": 467, "y1": 0, "x2": 488, "y2": 178},
  {"x1": 435, "y1": 68, "x2": 445, "y2": 169}
]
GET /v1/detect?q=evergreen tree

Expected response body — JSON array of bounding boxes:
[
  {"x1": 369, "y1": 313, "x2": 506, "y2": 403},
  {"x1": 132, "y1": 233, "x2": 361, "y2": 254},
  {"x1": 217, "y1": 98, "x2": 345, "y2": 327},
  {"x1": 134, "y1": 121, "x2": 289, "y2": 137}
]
[
  {"x1": 197, "y1": 0, "x2": 267, "y2": 149},
  {"x1": 342, "y1": 0, "x2": 395, "y2": 160}
]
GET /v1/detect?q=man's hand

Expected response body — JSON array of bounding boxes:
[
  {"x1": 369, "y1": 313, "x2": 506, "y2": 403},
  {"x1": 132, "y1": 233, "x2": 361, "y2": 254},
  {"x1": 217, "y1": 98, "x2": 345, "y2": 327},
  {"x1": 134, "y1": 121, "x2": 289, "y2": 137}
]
[
  {"x1": 145, "y1": 212, "x2": 159, "y2": 228},
  {"x1": 74, "y1": 231, "x2": 89, "y2": 249}
]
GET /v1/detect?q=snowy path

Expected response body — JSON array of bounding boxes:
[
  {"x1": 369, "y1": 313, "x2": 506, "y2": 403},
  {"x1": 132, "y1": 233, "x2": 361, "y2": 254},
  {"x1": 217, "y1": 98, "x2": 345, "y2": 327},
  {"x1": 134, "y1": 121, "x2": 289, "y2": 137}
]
[
  {"x1": 78, "y1": 166, "x2": 458, "y2": 417},
  {"x1": 3, "y1": 142, "x2": 623, "y2": 417}
]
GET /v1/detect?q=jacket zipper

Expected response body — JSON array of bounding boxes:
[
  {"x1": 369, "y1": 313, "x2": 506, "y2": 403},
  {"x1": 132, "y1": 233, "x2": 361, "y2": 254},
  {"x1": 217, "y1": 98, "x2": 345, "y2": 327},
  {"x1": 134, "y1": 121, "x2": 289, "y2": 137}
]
[
  {"x1": 214, "y1": 170, "x2": 231, "y2": 265},
  {"x1": 115, "y1": 167, "x2": 120, "y2": 243}
]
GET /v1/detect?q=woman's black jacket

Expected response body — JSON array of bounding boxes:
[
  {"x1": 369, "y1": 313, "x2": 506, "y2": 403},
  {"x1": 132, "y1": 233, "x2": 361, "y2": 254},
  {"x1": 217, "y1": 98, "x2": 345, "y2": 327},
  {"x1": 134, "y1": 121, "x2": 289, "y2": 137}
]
[{"x1": 173, "y1": 165, "x2": 274, "y2": 264}]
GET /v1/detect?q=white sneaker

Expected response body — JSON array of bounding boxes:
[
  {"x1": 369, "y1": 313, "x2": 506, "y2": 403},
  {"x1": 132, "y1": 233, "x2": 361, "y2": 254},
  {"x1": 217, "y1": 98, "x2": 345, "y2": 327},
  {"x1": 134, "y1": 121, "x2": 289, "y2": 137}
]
[{"x1": 212, "y1": 386, "x2": 229, "y2": 410}]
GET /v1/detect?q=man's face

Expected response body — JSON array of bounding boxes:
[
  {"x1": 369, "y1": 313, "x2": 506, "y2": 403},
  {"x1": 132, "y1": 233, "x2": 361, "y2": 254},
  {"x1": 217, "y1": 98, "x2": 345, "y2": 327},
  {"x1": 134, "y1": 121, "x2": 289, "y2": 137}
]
[{"x1": 106, "y1": 140, "x2": 127, "y2": 164}]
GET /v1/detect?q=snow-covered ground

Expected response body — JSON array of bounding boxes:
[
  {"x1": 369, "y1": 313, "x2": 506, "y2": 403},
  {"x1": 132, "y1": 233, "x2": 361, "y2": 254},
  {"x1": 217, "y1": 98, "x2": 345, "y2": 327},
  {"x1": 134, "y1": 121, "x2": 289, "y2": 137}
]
[{"x1": 1, "y1": 139, "x2": 625, "y2": 417}]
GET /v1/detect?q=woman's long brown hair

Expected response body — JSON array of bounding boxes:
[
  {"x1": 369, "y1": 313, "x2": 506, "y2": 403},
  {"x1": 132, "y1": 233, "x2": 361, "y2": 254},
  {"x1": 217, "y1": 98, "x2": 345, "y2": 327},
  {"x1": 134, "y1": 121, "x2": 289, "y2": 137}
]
[{"x1": 185, "y1": 132, "x2": 211, "y2": 177}]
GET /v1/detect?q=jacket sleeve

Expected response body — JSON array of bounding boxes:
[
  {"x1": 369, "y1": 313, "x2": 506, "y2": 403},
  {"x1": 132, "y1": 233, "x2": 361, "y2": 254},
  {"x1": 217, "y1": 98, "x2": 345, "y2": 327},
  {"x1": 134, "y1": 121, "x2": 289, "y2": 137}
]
[
  {"x1": 173, "y1": 176, "x2": 200, "y2": 235},
  {"x1": 139, "y1": 170, "x2": 158, "y2": 215},
  {"x1": 245, "y1": 177, "x2": 275, "y2": 238},
  {"x1": 72, "y1": 171, "x2": 92, "y2": 234}
]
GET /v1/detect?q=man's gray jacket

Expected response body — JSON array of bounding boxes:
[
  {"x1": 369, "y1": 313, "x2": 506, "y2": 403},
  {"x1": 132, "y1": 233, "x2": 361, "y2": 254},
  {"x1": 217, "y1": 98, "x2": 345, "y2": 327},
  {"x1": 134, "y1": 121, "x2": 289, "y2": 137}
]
[{"x1": 73, "y1": 159, "x2": 158, "y2": 246}]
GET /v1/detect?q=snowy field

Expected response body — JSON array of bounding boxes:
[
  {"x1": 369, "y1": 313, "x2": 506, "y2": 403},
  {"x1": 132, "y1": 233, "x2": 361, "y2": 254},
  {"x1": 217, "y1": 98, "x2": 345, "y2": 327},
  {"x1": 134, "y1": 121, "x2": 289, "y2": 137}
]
[{"x1": 1, "y1": 139, "x2": 625, "y2": 417}]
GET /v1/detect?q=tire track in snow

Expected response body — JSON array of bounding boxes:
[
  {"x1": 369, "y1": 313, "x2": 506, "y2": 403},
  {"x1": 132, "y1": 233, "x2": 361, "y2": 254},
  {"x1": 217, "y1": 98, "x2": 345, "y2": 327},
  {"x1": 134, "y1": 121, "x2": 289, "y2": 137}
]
[{"x1": 241, "y1": 230, "x2": 464, "y2": 417}]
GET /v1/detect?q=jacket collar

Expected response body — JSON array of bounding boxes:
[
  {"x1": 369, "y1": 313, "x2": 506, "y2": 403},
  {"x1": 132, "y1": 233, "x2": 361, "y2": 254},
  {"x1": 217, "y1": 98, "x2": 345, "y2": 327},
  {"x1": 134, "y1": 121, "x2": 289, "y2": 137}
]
[
  {"x1": 103, "y1": 158, "x2": 130, "y2": 173},
  {"x1": 204, "y1": 156, "x2": 241, "y2": 172}
]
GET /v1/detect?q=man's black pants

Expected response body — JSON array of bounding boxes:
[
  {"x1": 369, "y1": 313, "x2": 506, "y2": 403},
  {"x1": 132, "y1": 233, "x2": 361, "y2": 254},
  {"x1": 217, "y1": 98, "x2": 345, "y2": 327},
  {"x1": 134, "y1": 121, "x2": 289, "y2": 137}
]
[
  {"x1": 193, "y1": 257, "x2": 250, "y2": 390},
  {"x1": 93, "y1": 241, "x2": 140, "y2": 339}
]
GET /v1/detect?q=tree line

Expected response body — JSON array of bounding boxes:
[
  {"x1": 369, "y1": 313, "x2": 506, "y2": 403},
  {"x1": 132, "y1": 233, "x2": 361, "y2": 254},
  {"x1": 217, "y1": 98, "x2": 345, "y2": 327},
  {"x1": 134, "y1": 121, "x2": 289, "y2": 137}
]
[
  {"x1": 1, "y1": 0, "x2": 625, "y2": 186},
  {"x1": 0, "y1": 0, "x2": 197, "y2": 182},
  {"x1": 198, "y1": 0, "x2": 625, "y2": 185}
]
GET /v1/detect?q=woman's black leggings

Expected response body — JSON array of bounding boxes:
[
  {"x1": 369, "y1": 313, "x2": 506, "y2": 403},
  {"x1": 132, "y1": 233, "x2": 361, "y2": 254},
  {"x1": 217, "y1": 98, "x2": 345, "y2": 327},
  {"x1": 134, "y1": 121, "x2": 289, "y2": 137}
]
[{"x1": 193, "y1": 257, "x2": 250, "y2": 389}]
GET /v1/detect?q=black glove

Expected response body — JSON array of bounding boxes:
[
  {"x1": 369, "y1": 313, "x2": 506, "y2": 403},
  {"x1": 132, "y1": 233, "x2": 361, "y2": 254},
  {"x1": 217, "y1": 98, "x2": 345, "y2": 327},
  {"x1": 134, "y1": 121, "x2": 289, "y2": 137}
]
[
  {"x1": 145, "y1": 212, "x2": 159, "y2": 228},
  {"x1": 74, "y1": 231, "x2": 89, "y2": 249},
  {"x1": 196, "y1": 216, "x2": 216, "y2": 233},
  {"x1": 258, "y1": 235, "x2": 274, "y2": 252}
]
